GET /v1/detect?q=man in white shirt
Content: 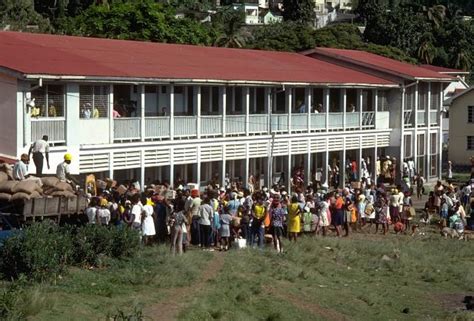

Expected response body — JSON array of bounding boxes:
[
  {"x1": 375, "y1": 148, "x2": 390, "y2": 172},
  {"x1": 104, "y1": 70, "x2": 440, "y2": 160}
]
[
  {"x1": 56, "y1": 153, "x2": 79, "y2": 188},
  {"x1": 13, "y1": 154, "x2": 29, "y2": 181},
  {"x1": 28, "y1": 135, "x2": 50, "y2": 176}
]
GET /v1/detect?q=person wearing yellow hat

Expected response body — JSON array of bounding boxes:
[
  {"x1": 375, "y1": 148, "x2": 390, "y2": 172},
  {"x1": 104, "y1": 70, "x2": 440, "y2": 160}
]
[{"x1": 56, "y1": 152, "x2": 79, "y2": 188}]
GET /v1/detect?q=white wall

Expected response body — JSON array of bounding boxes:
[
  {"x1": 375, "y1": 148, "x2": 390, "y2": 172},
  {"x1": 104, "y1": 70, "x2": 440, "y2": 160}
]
[{"x1": 0, "y1": 74, "x2": 18, "y2": 158}]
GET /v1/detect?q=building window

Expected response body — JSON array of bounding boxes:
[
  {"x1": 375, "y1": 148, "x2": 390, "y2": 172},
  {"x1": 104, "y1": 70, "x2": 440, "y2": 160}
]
[
  {"x1": 430, "y1": 132, "x2": 438, "y2": 154},
  {"x1": 79, "y1": 85, "x2": 109, "y2": 118},
  {"x1": 468, "y1": 136, "x2": 474, "y2": 150},
  {"x1": 468, "y1": 106, "x2": 474, "y2": 123},
  {"x1": 404, "y1": 135, "x2": 412, "y2": 158},
  {"x1": 30, "y1": 84, "x2": 65, "y2": 118}
]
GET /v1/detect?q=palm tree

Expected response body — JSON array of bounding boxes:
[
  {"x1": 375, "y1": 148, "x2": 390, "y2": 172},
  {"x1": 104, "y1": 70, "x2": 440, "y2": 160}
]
[
  {"x1": 422, "y1": 4, "x2": 446, "y2": 28},
  {"x1": 417, "y1": 32, "x2": 436, "y2": 64},
  {"x1": 213, "y1": 6, "x2": 250, "y2": 48}
]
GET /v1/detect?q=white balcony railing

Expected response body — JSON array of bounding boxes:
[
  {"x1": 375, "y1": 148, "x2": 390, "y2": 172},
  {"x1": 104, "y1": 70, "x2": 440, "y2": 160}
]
[
  {"x1": 291, "y1": 114, "x2": 308, "y2": 132},
  {"x1": 429, "y1": 110, "x2": 438, "y2": 125},
  {"x1": 146, "y1": 117, "x2": 170, "y2": 139},
  {"x1": 249, "y1": 114, "x2": 268, "y2": 134},
  {"x1": 376, "y1": 111, "x2": 390, "y2": 129},
  {"x1": 362, "y1": 111, "x2": 375, "y2": 128},
  {"x1": 417, "y1": 110, "x2": 426, "y2": 126},
  {"x1": 31, "y1": 118, "x2": 66, "y2": 143},
  {"x1": 175, "y1": 116, "x2": 197, "y2": 137},
  {"x1": 226, "y1": 115, "x2": 245, "y2": 135},
  {"x1": 271, "y1": 114, "x2": 288, "y2": 133},
  {"x1": 311, "y1": 114, "x2": 326, "y2": 130},
  {"x1": 328, "y1": 113, "x2": 343, "y2": 129},
  {"x1": 201, "y1": 116, "x2": 222, "y2": 136},
  {"x1": 345, "y1": 113, "x2": 360, "y2": 129},
  {"x1": 404, "y1": 111, "x2": 413, "y2": 127},
  {"x1": 114, "y1": 118, "x2": 141, "y2": 140}
]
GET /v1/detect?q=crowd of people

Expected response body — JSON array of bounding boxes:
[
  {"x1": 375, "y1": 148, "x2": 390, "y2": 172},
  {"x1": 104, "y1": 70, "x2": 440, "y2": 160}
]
[{"x1": 82, "y1": 170, "x2": 474, "y2": 256}]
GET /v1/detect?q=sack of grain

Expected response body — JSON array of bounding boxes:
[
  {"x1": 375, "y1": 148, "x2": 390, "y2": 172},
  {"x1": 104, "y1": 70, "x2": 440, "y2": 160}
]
[
  {"x1": 10, "y1": 192, "x2": 31, "y2": 201},
  {"x1": 96, "y1": 179, "x2": 107, "y2": 190},
  {"x1": 0, "y1": 172, "x2": 8, "y2": 183},
  {"x1": 41, "y1": 176, "x2": 59, "y2": 187},
  {"x1": 116, "y1": 184, "x2": 127, "y2": 195},
  {"x1": 51, "y1": 190, "x2": 75, "y2": 198},
  {"x1": 12, "y1": 180, "x2": 41, "y2": 194},
  {"x1": 0, "y1": 163, "x2": 13, "y2": 180},
  {"x1": 30, "y1": 191, "x2": 41, "y2": 198},
  {"x1": 55, "y1": 182, "x2": 73, "y2": 192},
  {"x1": 0, "y1": 181, "x2": 18, "y2": 193},
  {"x1": 0, "y1": 192, "x2": 11, "y2": 201}
]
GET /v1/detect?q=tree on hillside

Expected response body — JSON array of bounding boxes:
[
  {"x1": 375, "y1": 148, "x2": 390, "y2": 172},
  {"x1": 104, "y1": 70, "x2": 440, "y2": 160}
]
[
  {"x1": 0, "y1": 0, "x2": 51, "y2": 31},
  {"x1": 213, "y1": 6, "x2": 249, "y2": 48},
  {"x1": 282, "y1": 0, "x2": 315, "y2": 25},
  {"x1": 247, "y1": 21, "x2": 315, "y2": 52},
  {"x1": 63, "y1": 0, "x2": 214, "y2": 45}
]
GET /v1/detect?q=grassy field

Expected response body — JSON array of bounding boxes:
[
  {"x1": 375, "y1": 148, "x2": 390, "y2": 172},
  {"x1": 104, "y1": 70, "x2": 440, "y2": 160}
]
[{"x1": 1, "y1": 223, "x2": 473, "y2": 321}]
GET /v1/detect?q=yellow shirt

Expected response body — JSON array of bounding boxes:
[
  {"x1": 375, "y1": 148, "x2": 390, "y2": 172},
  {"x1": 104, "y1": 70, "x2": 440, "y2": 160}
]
[{"x1": 253, "y1": 204, "x2": 266, "y2": 220}]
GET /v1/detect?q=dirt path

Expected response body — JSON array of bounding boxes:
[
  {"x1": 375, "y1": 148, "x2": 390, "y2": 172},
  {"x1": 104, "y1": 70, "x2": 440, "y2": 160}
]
[
  {"x1": 265, "y1": 285, "x2": 350, "y2": 321},
  {"x1": 144, "y1": 251, "x2": 225, "y2": 321}
]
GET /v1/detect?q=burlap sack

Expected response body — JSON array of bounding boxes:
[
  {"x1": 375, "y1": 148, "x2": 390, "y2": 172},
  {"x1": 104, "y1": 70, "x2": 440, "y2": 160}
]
[
  {"x1": 0, "y1": 192, "x2": 11, "y2": 201},
  {"x1": 11, "y1": 192, "x2": 31, "y2": 201},
  {"x1": 12, "y1": 180, "x2": 41, "y2": 194},
  {"x1": 51, "y1": 190, "x2": 75, "y2": 198},
  {"x1": 0, "y1": 181, "x2": 18, "y2": 193},
  {"x1": 0, "y1": 163, "x2": 13, "y2": 180},
  {"x1": 0, "y1": 172, "x2": 8, "y2": 183},
  {"x1": 30, "y1": 191, "x2": 41, "y2": 198},
  {"x1": 96, "y1": 179, "x2": 107, "y2": 190},
  {"x1": 41, "y1": 176, "x2": 59, "y2": 187},
  {"x1": 116, "y1": 185, "x2": 127, "y2": 195},
  {"x1": 55, "y1": 182, "x2": 73, "y2": 192}
]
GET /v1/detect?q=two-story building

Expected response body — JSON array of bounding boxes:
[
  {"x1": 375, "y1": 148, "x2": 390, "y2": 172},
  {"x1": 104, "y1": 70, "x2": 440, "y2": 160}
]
[{"x1": 0, "y1": 32, "x2": 452, "y2": 189}]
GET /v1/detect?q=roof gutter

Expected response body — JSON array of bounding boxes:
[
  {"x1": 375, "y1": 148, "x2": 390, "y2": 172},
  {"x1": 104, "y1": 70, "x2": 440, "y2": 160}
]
[{"x1": 22, "y1": 74, "x2": 399, "y2": 88}]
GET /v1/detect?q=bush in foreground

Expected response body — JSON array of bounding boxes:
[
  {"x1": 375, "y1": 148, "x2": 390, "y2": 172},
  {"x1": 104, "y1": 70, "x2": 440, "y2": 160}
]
[{"x1": 0, "y1": 221, "x2": 140, "y2": 281}]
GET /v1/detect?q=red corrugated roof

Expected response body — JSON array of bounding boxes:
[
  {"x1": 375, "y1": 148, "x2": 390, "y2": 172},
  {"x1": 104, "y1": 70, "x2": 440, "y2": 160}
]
[
  {"x1": 420, "y1": 64, "x2": 469, "y2": 74},
  {"x1": 306, "y1": 48, "x2": 454, "y2": 80},
  {"x1": 0, "y1": 31, "x2": 396, "y2": 86}
]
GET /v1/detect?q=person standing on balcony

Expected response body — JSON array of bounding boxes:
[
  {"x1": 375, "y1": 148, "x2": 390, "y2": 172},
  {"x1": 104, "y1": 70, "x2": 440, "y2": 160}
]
[
  {"x1": 48, "y1": 99, "x2": 57, "y2": 117},
  {"x1": 297, "y1": 100, "x2": 306, "y2": 113},
  {"x1": 28, "y1": 135, "x2": 50, "y2": 176}
]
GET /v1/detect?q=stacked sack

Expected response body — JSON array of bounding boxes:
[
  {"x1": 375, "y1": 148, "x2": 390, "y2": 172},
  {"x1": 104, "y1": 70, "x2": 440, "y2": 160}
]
[
  {"x1": 41, "y1": 177, "x2": 76, "y2": 198},
  {"x1": 0, "y1": 179, "x2": 42, "y2": 202}
]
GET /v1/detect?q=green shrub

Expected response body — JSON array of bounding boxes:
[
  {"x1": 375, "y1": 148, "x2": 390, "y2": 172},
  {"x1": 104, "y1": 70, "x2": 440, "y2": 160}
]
[
  {"x1": 0, "y1": 221, "x2": 73, "y2": 281},
  {"x1": 72, "y1": 225, "x2": 140, "y2": 267}
]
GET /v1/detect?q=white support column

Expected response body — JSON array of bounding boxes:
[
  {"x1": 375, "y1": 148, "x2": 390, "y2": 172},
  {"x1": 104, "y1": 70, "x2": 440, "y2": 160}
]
[
  {"x1": 426, "y1": 82, "x2": 431, "y2": 178},
  {"x1": 265, "y1": 88, "x2": 271, "y2": 133},
  {"x1": 196, "y1": 146, "x2": 201, "y2": 187},
  {"x1": 196, "y1": 86, "x2": 201, "y2": 139},
  {"x1": 221, "y1": 147, "x2": 226, "y2": 188},
  {"x1": 438, "y1": 86, "x2": 443, "y2": 180},
  {"x1": 169, "y1": 149, "x2": 174, "y2": 189},
  {"x1": 358, "y1": 89, "x2": 363, "y2": 129},
  {"x1": 374, "y1": 89, "x2": 378, "y2": 128},
  {"x1": 244, "y1": 143, "x2": 250, "y2": 189},
  {"x1": 109, "y1": 84, "x2": 114, "y2": 143},
  {"x1": 413, "y1": 83, "x2": 419, "y2": 172},
  {"x1": 358, "y1": 136, "x2": 363, "y2": 182},
  {"x1": 140, "y1": 85, "x2": 145, "y2": 142},
  {"x1": 222, "y1": 86, "x2": 227, "y2": 137},
  {"x1": 341, "y1": 138, "x2": 346, "y2": 188},
  {"x1": 20, "y1": 91, "x2": 29, "y2": 148},
  {"x1": 324, "y1": 88, "x2": 330, "y2": 132},
  {"x1": 400, "y1": 87, "x2": 405, "y2": 176},
  {"x1": 342, "y1": 88, "x2": 347, "y2": 131},
  {"x1": 245, "y1": 87, "x2": 250, "y2": 136},
  {"x1": 109, "y1": 151, "x2": 114, "y2": 180},
  {"x1": 169, "y1": 84, "x2": 175, "y2": 140},
  {"x1": 306, "y1": 140, "x2": 311, "y2": 186},
  {"x1": 373, "y1": 138, "x2": 378, "y2": 184},
  {"x1": 287, "y1": 87, "x2": 292, "y2": 134},
  {"x1": 287, "y1": 148, "x2": 292, "y2": 192},
  {"x1": 140, "y1": 150, "x2": 145, "y2": 191},
  {"x1": 306, "y1": 87, "x2": 311, "y2": 133},
  {"x1": 324, "y1": 138, "x2": 329, "y2": 185}
]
